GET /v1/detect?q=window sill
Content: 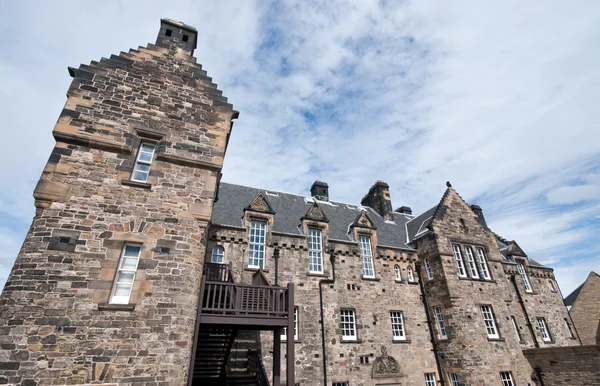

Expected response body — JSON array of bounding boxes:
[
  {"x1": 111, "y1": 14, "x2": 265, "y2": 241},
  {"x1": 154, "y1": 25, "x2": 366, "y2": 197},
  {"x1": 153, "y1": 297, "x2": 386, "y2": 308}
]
[
  {"x1": 392, "y1": 339, "x2": 411, "y2": 344},
  {"x1": 542, "y1": 339, "x2": 555, "y2": 344},
  {"x1": 487, "y1": 337, "x2": 505, "y2": 342},
  {"x1": 121, "y1": 180, "x2": 152, "y2": 189},
  {"x1": 281, "y1": 339, "x2": 302, "y2": 344},
  {"x1": 407, "y1": 281, "x2": 419, "y2": 285},
  {"x1": 307, "y1": 272, "x2": 329, "y2": 278},
  {"x1": 361, "y1": 276, "x2": 380, "y2": 282},
  {"x1": 98, "y1": 303, "x2": 136, "y2": 311},
  {"x1": 340, "y1": 339, "x2": 362, "y2": 344},
  {"x1": 244, "y1": 267, "x2": 270, "y2": 273},
  {"x1": 458, "y1": 276, "x2": 496, "y2": 284}
]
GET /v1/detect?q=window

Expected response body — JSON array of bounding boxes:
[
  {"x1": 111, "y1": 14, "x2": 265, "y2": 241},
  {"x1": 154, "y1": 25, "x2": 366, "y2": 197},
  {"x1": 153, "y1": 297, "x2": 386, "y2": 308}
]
[
  {"x1": 464, "y1": 246, "x2": 480, "y2": 279},
  {"x1": 449, "y1": 373, "x2": 460, "y2": 386},
  {"x1": 476, "y1": 247, "x2": 491, "y2": 280},
  {"x1": 394, "y1": 265, "x2": 402, "y2": 281},
  {"x1": 500, "y1": 371, "x2": 515, "y2": 386},
  {"x1": 340, "y1": 309, "x2": 357, "y2": 341},
  {"x1": 131, "y1": 143, "x2": 155, "y2": 183},
  {"x1": 282, "y1": 307, "x2": 298, "y2": 341},
  {"x1": 359, "y1": 236, "x2": 375, "y2": 278},
  {"x1": 407, "y1": 266, "x2": 414, "y2": 282},
  {"x1": 248, "y1": 221, "x2": 266, "y2": 268},
  {"x1": 511, "y1": 316, "x2": 522, "y2": 342},
  {"x1": 433, "y1": 306, "x2": 448, "y2": 340},
  {"x1": 537, "y1": 317, "x2": 551, "y2": 342},
  {"x1": 425, "y1": 373, "x2": 437, "y2": 386},
  {"x1": 390, "y1": 311, "x2": 406, "y2": 341},
  {"x1": 517, "y1": 263, "x2": 532, "y2": 292},
  {"x1": 548, "y1": 280, "x2": 557, "y2": 292},
  {"x1": 332, "y1": 383, "x2": 349, "y2": 386},
  {"x1": 452, "y1": 244, "x2": 467, "y2": 277},
  {"x1": 110, "y1": 244, "x2": 142, "y2": 304},
  {"x1": 480, "y1": 305, "x2": 499, "y2": 339},
  {"x1": 211, "y1": 246, "x2": 224, "y2": 264},
  {"x1": 308, "y1": 228, "x2": 323, "y2": 273},
  {"x1": 424, "y1": 258, "x2": 433, "y2": 280},
  {"x1": 564, "y1": 318, "x2": 574, "y2": 338}
]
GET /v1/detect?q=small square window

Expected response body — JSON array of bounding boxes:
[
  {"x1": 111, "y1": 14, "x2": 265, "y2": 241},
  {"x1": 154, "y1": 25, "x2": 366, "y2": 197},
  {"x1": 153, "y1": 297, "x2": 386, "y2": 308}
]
[
  {"x1": 165, "y1": 29, "x2": 172, "y2": 37},
  {"x1": 59, "y1": 237, "x2": 70, "y2": 244},
  {"x1": 182, "y1": 34, "x2": 189, "y2": 42},
  {"x1": 332, "y1": 383, "x2": 349, "y2": 386}
]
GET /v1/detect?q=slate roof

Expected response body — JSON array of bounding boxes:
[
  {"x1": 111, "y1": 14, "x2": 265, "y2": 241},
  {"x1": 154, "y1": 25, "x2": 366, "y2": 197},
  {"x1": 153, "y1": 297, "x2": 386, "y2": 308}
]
[
  {"x1": 213, "y1": 182, "x2": 415, "y2": 250},
  {"x1": 405, "y1": 206, "x2": 436, "y2": 241}
]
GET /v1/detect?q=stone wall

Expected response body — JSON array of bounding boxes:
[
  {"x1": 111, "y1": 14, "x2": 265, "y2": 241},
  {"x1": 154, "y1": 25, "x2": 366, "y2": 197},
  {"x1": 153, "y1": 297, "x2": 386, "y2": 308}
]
[
  {"x1": 523, "y1": 345, "x2": 600, "y2": 386},
  {"x1": 569, "y1": 272, "x2": 600, "y2": 345},
  {"x1": 0, "y1": 20, "x2": 236, "y2": 385}
]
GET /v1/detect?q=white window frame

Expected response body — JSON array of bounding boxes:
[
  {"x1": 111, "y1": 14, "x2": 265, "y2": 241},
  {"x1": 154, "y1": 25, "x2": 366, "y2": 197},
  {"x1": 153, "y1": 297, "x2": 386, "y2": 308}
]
[
  {"x1": 424, "y1": 258, "x2": 433, "y2": 280},
  {"x1": 448, "y1": 373, "x2": 460, "y2": 386},
  {"x1": 359, "y1": 236, "x2": 375, "y2": 278},
  {"x1": 110, "y1": 244, "x2": 142, "y2": 304},
  {"x1": 476, "y1": 247, "x2": 491, "y2": 280},
  {"x1": 452, "y1": 244, "x2": 467, "y2": 277},
  {"x1": 433, "y1": 306, "x2": 448, "y2": 340},
  {"x1": 407, "y1": 266, "x2": 414, "y2": 282},
  {"x1": 390, "y1": 311, "x2": 406, "y2": 341},
  {"x1": 548, "y1": 279, "x2": 557, "y2": 292},
  {"x1": 511, "y1": 316, "x2": 522, "y2": 342},
  {"x1": 480, "y1": 305, "x2": 499, "y2": 339},
  {"x1": 425, "y1": 373, "x2": 437, "y2": 386},
  {"x1": 537, "y1": 317, "x2": 551, "y2": 342},
  {"x1": 131, "y1": 142, "x2": 155, "y2": 183},
  {"x1": 308, "y1": 228, "x2": 324, "y2": 274},
  {"x1": 394, "y1": 265, "x2": 402, "y2": 281},
  {"x1": 500, "y1": 371, "x2": 515, "y2": 386},
  {"x1": 517, "y1": 263, "x2": 532, "y2": 292},
  {"x1": 282, "y1": 307, "x2": 299, "y2": 341},
  {"x1": 211, "y1": 246, "x2": 224, "y2": 264},
  {"x1": 248, "y1": 220, "x2": 266, "y2": 268},
  {"x1": 340, "y1": 309, "x2": 357, "y2": 341},
  {"x1": 464, "y1": 246, "x2": 480, "y2": 279}
]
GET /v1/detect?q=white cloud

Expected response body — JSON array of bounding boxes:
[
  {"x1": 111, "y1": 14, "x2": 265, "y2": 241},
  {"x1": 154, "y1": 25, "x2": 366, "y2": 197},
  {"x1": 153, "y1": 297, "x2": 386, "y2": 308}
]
[{"x1": 0, "y1": 0, "x2": 599, "y2": 297}]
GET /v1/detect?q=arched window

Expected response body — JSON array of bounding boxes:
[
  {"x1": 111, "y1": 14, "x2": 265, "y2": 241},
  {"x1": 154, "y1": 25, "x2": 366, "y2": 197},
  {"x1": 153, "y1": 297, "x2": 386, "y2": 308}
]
[
  {"x1": 211, "y1": 246, "x2": 225, "y2": 264},
  {"x1": 407, "y1": 266, "x2": 414, "y2": 282},
  {"x1": 394, "y1": 265, "x2": 402, "y2": 281}
]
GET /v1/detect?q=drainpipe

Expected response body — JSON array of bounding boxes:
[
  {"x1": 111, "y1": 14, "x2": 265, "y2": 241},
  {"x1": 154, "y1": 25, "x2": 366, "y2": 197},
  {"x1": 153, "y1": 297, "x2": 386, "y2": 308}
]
[
  {"x1": 273, "y1": 247, "x2": 280, "y2": 286},
  {"x1": 319, "y1": 250, "x2": 336, "y2": 386},
  {"x1": 510, "y1": 274, "x2": 539, "y2": 348},
  {"x1": 416, "y1": 262, "x2": 445, "y2": 386}
]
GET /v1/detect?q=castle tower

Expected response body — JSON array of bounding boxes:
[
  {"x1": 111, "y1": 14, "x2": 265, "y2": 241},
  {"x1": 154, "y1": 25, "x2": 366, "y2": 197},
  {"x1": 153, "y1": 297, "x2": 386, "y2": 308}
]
[{"x1": 0, "y1": 19, "x2": 237, "y2": 385}]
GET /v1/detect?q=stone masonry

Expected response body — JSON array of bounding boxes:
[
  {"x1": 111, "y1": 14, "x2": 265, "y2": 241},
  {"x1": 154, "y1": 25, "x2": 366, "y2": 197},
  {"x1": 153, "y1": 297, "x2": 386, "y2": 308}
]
[
  {"x1": 0, "y1": 19, "x2": 236, "y2": 385},
  {"x1": 566, "y1": 271, "x2": 600, "y2": 345}
]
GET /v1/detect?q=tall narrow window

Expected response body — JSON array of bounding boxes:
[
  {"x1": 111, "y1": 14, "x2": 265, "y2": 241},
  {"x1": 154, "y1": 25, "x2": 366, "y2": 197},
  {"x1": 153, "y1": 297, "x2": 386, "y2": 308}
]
[
  {"x1": 511, "y1": 316, "x2": 522, "y2": 342},
  {"x1": 308, "y1": 228, "x2": 323, "y2": 273},
  {"x1": 390, "y1": 311, "x2": 406, "y2": 341},
  {"x1": 517, "y1": 263, "x2": 532, "y2": 292},
  {"x1": 340, "y1": 309, "x2": 357, "y2": 341},
  {"x1": 464, "y1": 246, "x2": 480, "y2": 279},
  {"x1": 480, "y1": 305, "x2": 499, "y2": 339},
  {"x1": 476, "y1": 247, "x2": 491, "y2": 280},
  {"x1": 537, "y1": 317, "x2": 551, "y2": 342},
  {"x1": 448, "y1": 373, "x2": 460, "y2": 386},
  {"x1": 548, "y1": 280, "x2": 557, "y2": 292},
  {"x1": 452, "y1": 244, "x2": 467, "y2": 277},
  {"x1": 131, "y1": 143, "x2": 155, "y2": 183},
  {"x1": 407, "y1": 266, "x2": 414, "y2": 282},
  {"x1": 424, "y1": 258, "x2": 433, "y2": 280},
  {"x1": 359, "y1": 236, "x2": 375, "y2": 278},
  {"x1": 564, "y1": 318, "x2": 574, "y2": 338},
  {"x1": 211, "y1": 246, "x2": 224, "y2": 264},
  {"x1": 282, "y1": 307, "x2": 299, "y2": 341},
  {"x1": 433, "y1": 306, "x2": 448, "y2": 340},
  {"x1": 500, "y1": 371, "x2": 515, "y2": 386},
  {"x1": 394, "y1": 265, "x2": 402, "y2": 281},
  {"x1": 110, "y1": 244, "x2": 142, "y2": 304},
  {"x1": 248, "y1": 221, "x2": 266, "y2": 268},
  {"x1": 425, "y1": 373, "x2": 437, "y2": 386}
]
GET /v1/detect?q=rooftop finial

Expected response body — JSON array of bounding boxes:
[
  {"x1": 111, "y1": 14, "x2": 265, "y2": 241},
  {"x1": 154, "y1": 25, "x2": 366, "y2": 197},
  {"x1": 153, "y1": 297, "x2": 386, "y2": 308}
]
[{"x1": 446, "y1": 181, "x2": 452, "y2": 188}]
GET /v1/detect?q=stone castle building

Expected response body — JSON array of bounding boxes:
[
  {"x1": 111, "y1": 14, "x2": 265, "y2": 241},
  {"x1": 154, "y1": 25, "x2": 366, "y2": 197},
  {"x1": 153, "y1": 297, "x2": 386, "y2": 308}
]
[{"x1": 0, "y1": 19, "x2": 597, "y2": 386}]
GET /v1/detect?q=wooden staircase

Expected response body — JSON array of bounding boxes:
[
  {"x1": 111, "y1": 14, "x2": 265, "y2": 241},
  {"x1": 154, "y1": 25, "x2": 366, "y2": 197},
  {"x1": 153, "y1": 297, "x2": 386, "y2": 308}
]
[{"x1": 191, "y1": 328, "x2": 236, "y2": 385}]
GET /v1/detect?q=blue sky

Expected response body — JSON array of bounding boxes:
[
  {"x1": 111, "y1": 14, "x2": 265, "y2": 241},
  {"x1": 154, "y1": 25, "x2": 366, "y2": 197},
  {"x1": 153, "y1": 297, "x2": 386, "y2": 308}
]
[{"x1": 0, "y1": 0, "x2": 599, "y2": 296}]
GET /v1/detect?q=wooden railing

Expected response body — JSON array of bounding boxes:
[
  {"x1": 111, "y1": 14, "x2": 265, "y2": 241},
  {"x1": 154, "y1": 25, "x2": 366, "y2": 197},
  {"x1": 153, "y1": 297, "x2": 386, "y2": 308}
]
[
  {"x1": 203, "y1": 262, "x2": 234, "y2": 282},
  {"x1": 248, "y1": 349, "x2": 270, "y2": 386}
]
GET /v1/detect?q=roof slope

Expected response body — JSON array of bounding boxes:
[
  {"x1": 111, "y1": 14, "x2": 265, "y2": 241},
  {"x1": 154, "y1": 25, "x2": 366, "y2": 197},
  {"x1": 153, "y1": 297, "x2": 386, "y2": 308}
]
[{"x1": 213, "y1": 182, "x2": 414, "y2": 250}]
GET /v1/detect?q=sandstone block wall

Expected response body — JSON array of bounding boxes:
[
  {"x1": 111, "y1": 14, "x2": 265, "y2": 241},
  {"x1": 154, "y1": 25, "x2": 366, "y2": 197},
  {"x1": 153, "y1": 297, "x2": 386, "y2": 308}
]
[
  {"x1": 523, "y1": 345, "x2": 600, "y2": 386},
  {"x1": 0, "y1": 20, "x2": 236, "y2": 386},
  {"x1": 569, "y1": 272, "x2": 600, "y2": 345}
]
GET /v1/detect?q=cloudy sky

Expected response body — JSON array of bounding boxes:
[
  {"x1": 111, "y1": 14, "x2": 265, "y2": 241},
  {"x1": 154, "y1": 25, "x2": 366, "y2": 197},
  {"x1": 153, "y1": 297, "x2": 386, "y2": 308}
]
[{"x1": 1, "y1": 0, "x2": 599, "y2": 296}]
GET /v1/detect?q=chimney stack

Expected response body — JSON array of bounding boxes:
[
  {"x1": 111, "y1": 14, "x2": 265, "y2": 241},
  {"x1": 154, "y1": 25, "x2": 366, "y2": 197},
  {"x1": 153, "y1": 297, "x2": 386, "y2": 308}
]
[
  {"x1": 310, "y1": 180, "x2": 329, "y2": 201},
  {"x1": 361, "y1": 181, "x2": 394, "y2": 221},
  {"x1": 395, "y1": 206, "x2": 412, "y2": 215},
  {"x1": 470, "y1": 204, "x2": 487, "y2": 227},
  {"x1": 156, "y1": 19, "x2": 198, "y2": 55}
]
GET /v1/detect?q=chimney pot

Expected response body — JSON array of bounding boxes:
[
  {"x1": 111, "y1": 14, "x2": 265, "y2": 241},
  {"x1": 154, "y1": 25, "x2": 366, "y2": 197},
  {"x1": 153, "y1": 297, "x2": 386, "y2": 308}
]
[
  {"x1": 395, "y1": 206, "x2": 412, "y2": 215},
  {"x1": 361, "y1": 181, "x2": 394, "y2": 221}
]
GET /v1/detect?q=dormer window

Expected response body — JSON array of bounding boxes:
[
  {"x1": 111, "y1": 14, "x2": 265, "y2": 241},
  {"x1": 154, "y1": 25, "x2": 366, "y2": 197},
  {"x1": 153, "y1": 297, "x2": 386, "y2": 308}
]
[
  {"x1": 517, "y1": 263, "x2": 532, "y2": 292},
  {"x1": 359, "y1": 235, "x2": 375, "y2": 278},
  {"x1": 248, "y1": 220, "x2": 266, "y2": 268},
  {"x1": 308, "y1": 228, "x2": 324, "y2": 273}
]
